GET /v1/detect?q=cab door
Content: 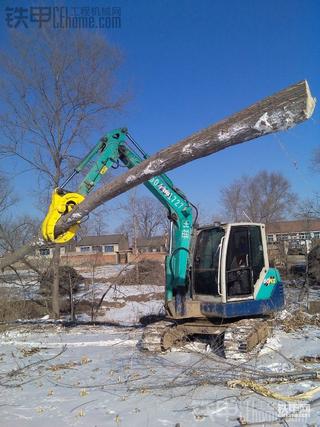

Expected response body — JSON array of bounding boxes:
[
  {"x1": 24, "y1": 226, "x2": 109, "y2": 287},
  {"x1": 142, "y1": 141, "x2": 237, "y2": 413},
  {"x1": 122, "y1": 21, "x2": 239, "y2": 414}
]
[
  {"x1": 225, "y1": 225, "x2": 265, "y2": 300},
  {"x1": 193, "y1": 227, "x2": 225, "y2": 297}
]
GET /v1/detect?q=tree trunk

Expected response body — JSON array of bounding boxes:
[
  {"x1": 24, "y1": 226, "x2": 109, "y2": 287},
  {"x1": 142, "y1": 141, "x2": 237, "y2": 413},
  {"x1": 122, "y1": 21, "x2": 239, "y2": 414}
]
[
  {"x1": 0, "y1": 80, "x2": 315, "y2": 270},
  {"x1": 54, "y1": 80, "x2": 315, "y2": 235},
  {"x1": 69, "y1": 271, "x2": 75, "y2": 322},
  {"x1": 91, "y1": 265, "x2": 95, "y2": 322},
  {"x1": 51, "y1": 246, "x2": 60, "y2": 318}
]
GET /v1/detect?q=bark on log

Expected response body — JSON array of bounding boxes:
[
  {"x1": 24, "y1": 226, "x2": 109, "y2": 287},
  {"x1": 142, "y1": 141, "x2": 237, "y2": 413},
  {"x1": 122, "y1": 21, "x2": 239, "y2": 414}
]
[{"x1": 0, "y1": 80, "x2": 315, "y2": 270}]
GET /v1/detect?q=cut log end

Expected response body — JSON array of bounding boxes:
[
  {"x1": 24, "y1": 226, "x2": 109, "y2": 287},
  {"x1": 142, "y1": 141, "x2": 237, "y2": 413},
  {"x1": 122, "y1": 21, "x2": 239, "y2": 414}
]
[{"x1": 305, "y1": 80, "x2": 316, "y2": 119}]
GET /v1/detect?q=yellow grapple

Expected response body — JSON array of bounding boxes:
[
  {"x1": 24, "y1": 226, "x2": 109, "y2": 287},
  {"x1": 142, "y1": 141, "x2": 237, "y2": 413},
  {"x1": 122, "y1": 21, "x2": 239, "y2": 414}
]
[{"x1": 41, "y1": 189, "x2": 85, "y2": 243}]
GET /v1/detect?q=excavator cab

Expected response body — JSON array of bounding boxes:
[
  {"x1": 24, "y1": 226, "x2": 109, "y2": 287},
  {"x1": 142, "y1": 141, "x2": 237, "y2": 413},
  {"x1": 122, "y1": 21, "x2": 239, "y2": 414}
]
[
  {"x1": 193, "y1": 223, "x2": 267, "y2": 302},
  {"x1": 157, "y1": 222, "x2": 284, "y2": 354},
  {"x1": 167, "y1": 222, "x2": 284, "y2": 319}
]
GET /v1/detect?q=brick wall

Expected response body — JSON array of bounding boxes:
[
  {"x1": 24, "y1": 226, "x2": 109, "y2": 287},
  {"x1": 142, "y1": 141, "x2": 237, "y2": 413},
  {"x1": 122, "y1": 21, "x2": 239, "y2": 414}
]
[
  {"x1": 61, "y1": 253, "x2": 118, "y2": 267},
  {"x1": 128, "y1": 252, "x2": 166, "y2": 263}
]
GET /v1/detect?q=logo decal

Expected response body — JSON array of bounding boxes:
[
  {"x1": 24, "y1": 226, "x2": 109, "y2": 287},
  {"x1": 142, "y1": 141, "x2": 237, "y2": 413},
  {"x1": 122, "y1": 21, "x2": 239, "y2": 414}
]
[{"x1": 263, "y1": 276, "x2": 276, "y2": 286}]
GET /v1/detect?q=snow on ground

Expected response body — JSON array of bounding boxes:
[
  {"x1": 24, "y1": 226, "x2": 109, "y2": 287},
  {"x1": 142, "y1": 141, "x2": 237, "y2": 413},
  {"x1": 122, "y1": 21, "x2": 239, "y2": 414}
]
[
  {"x1": 0, "y1": 264, "x2": 165, "y2": 324},
  {"x1": 0, "y1": 269, "x2": 39, "y2": 300},
  {"x1": 101, "y1": 298, "x2": 164, "y2": 324},
  {"x1": 1, "y1": 269, "x2": 320, "y2": 425},
  {"x1": 78, "y1": 264, "x2": 132, "y2": 279},
  {"x1": 77, "y1": 283, "x2": 163, "y2": 300},
  {"x1": 1, "y1": 322, "x2": 320, "y2": 426}
]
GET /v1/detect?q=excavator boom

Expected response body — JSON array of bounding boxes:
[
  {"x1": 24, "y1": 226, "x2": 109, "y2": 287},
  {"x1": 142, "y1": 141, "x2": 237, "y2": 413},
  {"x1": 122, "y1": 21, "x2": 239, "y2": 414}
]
[{"x1": 41, "y1": 128, "x2": 196, "y2": 312}]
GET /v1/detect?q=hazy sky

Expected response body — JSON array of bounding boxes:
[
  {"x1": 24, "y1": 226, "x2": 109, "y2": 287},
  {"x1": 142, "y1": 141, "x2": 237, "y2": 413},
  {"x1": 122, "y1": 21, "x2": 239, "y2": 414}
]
[{"x1": 0, "y1": 0, "x2": 319, "y2": 226}]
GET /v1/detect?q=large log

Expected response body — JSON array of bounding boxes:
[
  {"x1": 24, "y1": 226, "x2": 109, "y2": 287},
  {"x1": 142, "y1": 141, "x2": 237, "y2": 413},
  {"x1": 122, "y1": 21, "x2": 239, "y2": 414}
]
[{"x1": 0, "y1": 80, "x2": 315, "y2": 270}]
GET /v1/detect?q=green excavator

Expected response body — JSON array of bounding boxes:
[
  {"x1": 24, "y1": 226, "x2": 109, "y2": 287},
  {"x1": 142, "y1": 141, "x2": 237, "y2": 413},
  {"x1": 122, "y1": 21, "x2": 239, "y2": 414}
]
[{"x1": 42, "y1": 128, "x2": 284, "y2": 357}]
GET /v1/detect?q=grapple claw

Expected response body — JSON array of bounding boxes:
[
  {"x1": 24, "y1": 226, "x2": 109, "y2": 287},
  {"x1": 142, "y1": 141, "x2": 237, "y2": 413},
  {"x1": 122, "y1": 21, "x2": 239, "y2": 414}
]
[{"x1": 41, "y1": 189, "x2": 84, "y2": 243}]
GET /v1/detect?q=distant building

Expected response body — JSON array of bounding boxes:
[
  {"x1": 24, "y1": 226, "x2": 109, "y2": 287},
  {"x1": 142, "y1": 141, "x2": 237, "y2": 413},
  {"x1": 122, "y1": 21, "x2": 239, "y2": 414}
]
[
  {"x1": 36, "y1": 234, "x2": 129, "y2": 264},
  {"x1": 72, "y1": 234, "x2": 129, "y2": 254},
  {"x1": 266, "y1": 219, "x2": 320, "y2": 251},
  {"x1": 265, "y1": 219, "x2": 320, "y2": 272},
  {"x1": 135, "y1": 236, "x2": 167, "y2": 253}
]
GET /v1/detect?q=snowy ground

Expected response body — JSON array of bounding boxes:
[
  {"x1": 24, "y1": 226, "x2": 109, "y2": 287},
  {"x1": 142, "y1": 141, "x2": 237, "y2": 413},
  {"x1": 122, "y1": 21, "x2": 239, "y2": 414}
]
[
  {"x1": 0, "y1": 267, "x2": 320, "y2": 426},
  {"x1": 0, "y1": 264, "x2": 165, "y2": 324},
  {"x1": 1, "y1": 322, "x2": 320, "y2": 426}
]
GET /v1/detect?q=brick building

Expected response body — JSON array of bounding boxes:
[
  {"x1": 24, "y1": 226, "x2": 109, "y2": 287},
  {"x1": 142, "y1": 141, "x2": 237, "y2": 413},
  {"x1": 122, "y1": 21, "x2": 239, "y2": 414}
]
[
  {"x1": 36, "y1": 234, "x2": 129, "y2": 265},
  {"x1": 265, "y1": 219, "x2": 320, "y2": 271},
  {"x1": 266, "y1": 219, "x2": 320, "y2": 249},
  {"x1": 135, "y1": 236, "x2": 167, "y2": 253}
]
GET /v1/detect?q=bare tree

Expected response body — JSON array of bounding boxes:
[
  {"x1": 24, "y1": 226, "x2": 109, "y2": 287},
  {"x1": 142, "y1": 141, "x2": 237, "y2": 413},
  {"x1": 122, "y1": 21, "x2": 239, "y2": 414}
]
[
  {"x1": 296, "y1": 196, "x2": 320, "y2": 219},
  {"x1": 78, "y1": 206, "x2": 109, "y2": 237},
  {"x1": 117, "y1": 192, "x2": 169, "y2": 243},
  {"x1": 0, "y1": 172, "x2": 23, "y2": 257},
  {"x1": 312, "y1": 146, "x2": 320, "y2": 172},
  {"x1": 296, "y1": 147, "x2": 320, "y2": 219},
  {"x1": 0, "y1": 215, "x2": 39, "y2": 256},
  {"x1": 220, "y1": 171, "x2": 296, "y2": 223},
  {"x1": 0, "y1": 29, "x2": 126, "y2": 317},
  {"x1": 0, "y1": 172, "x2": 17, "y2": 216}
]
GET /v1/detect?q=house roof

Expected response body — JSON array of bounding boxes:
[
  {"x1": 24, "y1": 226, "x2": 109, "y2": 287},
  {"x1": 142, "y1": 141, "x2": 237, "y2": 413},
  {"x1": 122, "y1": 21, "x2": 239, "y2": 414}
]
[
  {"x1": 266, "y1": 219, "x2": 320, "y2": 234},
  {"x1": 75, "y1": 234, "x2": 129, "y2": 250},
  {"x1": 136, "y1": 236, "x2": 167, "y2": 248}
]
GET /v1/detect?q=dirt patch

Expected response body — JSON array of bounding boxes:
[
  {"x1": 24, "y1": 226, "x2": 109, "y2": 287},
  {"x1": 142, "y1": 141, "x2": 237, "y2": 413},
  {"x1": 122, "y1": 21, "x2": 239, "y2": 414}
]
[
  {"x1": 76, "y1": 299, "x2": 126, "y2": 314},
  {"x1": 20, "y1": 347, "x2": 42, "y2": 357},
  {"x1": 280, "y1": 309, "x2": 320, "y2": 332},
  {"x1": 109, "y1": 260, "x2": 165, "y2": 286},
  {"x1": 0, "y1": 297, "x2": 47, "y2": 322},
  {"x1": 124, "y1": 292, "x2": 164, "y2": 302},
  {"x1": 308, "y1": 244, "x2": 320, "y2": 286},
  {"x1": 84, "y1": 277, "x2": 110, "y2": 284}
]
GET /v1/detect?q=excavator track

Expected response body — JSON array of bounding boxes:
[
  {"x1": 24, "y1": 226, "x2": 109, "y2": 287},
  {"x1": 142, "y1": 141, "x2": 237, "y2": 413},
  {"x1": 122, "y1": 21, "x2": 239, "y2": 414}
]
[
  {"x1": 139, "y1": 318, "x2": 271, "y2": 359},
  {"x1": 139, "y1": 320, "x2": 176, "y2": 352},
  {"x1": 223, "y1": 318, "x2": 271, "y2": 360}
]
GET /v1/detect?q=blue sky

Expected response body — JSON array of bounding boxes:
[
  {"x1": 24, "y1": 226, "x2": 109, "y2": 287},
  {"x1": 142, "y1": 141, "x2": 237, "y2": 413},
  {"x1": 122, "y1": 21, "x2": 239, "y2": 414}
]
[{"x1": 0, "y1": 0, "x2": 319, "y2": 225}]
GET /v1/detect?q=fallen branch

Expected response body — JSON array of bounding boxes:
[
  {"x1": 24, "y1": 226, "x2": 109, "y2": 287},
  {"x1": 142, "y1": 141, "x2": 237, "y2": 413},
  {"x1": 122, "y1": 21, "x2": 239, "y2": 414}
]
[
  {"x1": 228, "y1": 378, "x2": 320, "y2": 401},
  {"x1": 0, "y1": 80, "x2": 315, "y2": 269},
  {"x1": 301, "y1": 355, "x2": 320, "y2": 363},
  {"x1": 0, "y1": 345, "x2": 67, "y2": 387}
]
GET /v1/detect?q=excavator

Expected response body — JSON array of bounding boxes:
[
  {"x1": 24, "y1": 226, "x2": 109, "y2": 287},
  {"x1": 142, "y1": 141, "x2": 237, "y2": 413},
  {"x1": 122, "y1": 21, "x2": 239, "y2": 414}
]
[{"x1": 42, "y1": 127, "x2": 284, "y2": 358}]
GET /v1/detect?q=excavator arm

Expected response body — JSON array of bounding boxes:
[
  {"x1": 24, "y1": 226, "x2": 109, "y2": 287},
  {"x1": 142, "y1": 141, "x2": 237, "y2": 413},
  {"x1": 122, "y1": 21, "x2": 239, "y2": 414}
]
[
  {"x1": 42, "y1": 128, "x2": 195, "y2": 311},
  {"x1": 116, "y1": 134, "x2": 194, "y2": 313}
]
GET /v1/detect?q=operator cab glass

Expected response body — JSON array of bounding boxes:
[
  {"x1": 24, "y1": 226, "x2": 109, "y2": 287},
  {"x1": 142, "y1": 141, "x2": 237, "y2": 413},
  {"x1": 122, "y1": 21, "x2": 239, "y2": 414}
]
[
  {"x1": 193, "y1": 227, "x2": 225, "y2": 296},
  {"x1": 226, "y1": 225, "x2": 265, "y2": 299}
]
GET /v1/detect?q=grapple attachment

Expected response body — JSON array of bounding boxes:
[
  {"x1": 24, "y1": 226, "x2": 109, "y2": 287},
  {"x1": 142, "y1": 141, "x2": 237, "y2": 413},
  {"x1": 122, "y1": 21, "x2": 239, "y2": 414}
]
[{"x1": 41, "y1": 189, "x2": 84, "y2": 243}]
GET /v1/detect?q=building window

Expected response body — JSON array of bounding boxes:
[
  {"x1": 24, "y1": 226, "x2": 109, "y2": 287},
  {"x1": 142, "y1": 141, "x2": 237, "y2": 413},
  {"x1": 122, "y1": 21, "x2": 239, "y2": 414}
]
[
  {"x1": 302, "y1": 232, "x2": 312, "y2": 240},
  {"x1": 267, "y1": 235, "x2": 274, "y2": 243},
  {"x1": 92, "y1": 245, "x2": 102, "y2": 253},
  {"x1": 80, "y1": 246, "x2": 91, "y2": 253},
  {"x1": 39, "y1": 248, "x2": 50, "y2": 256},
  {"x1": 104, "y1": 245, "x2": 114, "y2": 253},
  {"x1": 279, "y1": 234, "x2": 289, "y2": 241}
]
